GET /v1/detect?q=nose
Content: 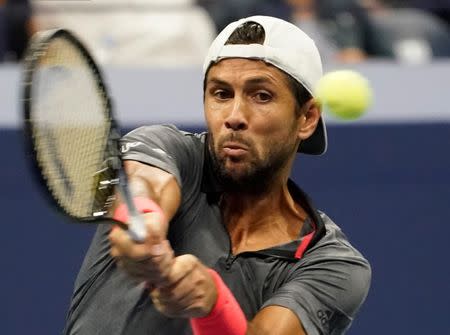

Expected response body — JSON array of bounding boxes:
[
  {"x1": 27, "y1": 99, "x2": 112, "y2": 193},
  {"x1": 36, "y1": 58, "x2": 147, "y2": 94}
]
[{"x1": 224, "y1": 97, "x2": 248, "y2": 131}]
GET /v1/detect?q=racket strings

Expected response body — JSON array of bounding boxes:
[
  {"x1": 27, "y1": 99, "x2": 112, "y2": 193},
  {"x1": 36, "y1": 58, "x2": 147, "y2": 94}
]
[{"x1": 31, "y1": 37, "x2": 114, "y2": 218}]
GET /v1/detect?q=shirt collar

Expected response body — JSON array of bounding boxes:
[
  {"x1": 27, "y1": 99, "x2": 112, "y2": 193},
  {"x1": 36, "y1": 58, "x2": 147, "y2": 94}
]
[{"x1": 201, "y1": 140, "x2": 326, "y2": 260}]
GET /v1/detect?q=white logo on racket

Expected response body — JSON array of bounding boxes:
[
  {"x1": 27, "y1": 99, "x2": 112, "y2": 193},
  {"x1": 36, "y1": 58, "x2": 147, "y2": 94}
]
[{"x1": 121, "y1": 142, "x2": 143, "y2": 153}]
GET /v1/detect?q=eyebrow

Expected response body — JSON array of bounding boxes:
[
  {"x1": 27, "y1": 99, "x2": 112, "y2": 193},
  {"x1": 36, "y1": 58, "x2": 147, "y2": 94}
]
[
  {"x1": 206, "y1": 78, "x2": 230, "y2": 87},
  {"x1": 206, "y1": 76, "x2": 276, "y2": 87},
  {"x1": 245, "y1": 76, "x2": 276, "y2": 86}
]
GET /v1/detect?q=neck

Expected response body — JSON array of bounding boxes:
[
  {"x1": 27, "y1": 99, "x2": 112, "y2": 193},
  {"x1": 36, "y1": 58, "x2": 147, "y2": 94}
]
[{"x1": 221, "y1": 179, "x2": 307, "y2": 254}]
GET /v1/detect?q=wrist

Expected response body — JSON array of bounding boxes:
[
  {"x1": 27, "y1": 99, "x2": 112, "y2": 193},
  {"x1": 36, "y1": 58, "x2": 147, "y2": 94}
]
[
  {"x1": 201, "y1": 269, "x2": 229, "y2": 319},
  {"x1": 190, "y1": 269, "x2": 247, "y2": 335},
  {"x1": 113, "y1": 196, "x2": 165, "y2": 223}
]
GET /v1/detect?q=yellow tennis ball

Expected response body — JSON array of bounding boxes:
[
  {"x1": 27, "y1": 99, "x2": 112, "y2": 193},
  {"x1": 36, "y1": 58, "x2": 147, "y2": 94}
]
[{"x1": 315, "y1": 70, "x2": 373, "y2": 120}]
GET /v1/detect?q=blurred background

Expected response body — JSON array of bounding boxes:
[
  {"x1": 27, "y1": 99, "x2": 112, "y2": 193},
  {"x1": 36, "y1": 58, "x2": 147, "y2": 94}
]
[{"x1": 1, "y1": 0, "x2": 449, "y2": 334}]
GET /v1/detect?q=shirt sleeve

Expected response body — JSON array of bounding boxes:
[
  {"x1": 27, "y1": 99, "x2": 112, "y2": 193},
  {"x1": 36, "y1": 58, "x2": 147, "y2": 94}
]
[
  {"x1": 261, "y1": 218, "x2": 371, "y2": 335},
  {"x1": 119, "y1": 124, "x2": 204, "y2": 206}
]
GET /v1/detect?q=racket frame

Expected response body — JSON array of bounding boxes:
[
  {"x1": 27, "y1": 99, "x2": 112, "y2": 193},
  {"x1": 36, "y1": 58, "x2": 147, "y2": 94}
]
[{"x1": 22, "y1": 29, "x2": 147, "y2": 241}]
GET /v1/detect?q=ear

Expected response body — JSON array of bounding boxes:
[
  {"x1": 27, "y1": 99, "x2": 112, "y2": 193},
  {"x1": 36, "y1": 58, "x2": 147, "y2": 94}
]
[{"x1": 297, "y1": 98, "x2": 321, "y2": 141}]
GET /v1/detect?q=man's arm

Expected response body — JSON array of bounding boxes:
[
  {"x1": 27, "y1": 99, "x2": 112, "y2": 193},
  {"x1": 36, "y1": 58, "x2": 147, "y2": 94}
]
[
  {"x1": 149, "y1": 255, "x2": 307, "y2": 335},
  {"x1": 109, "y1": 160, "x2": 181, "y2": 285},
  {"x1": 111, "y1": 162, "x2": 305, "y2": 335},
  {"x1": 247, "y1": 306, "x2": 306, "y2": 335},
  {"x1": 150, "y1": 239, "x2": 370, "y2": 335},
  {"x1": 122, "y1": 160, "x2": 181, "y2": 226}
]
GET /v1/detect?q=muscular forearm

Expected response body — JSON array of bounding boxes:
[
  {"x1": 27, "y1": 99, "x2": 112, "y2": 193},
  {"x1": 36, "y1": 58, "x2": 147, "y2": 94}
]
[
  {"x1": 122, "y1": 160, "x2": 181, "y2": 224},
  {"x1": 246, "y1": 323, "x2": 275, "y2": 335},
  {"x1": 190, "y1": 270, "x2": 306, "y2": 335},
  {"x1": 109, "y1": 160, "x2": 181, "y2": 285}
]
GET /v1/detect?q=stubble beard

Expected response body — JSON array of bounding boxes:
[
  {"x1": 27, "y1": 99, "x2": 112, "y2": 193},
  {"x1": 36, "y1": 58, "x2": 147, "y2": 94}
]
[{"x1": 208, "y1": 133, "x2": 297, "y2": 195}]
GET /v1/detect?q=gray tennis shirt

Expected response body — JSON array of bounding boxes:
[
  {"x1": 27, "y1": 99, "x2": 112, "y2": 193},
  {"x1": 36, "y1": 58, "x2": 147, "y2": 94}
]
[{"x1": 63, "y1": 125, "x2": 371, "y2": 335}]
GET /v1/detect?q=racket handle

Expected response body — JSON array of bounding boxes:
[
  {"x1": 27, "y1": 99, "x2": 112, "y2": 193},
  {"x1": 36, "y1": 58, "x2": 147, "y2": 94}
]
[
  {"x1": 117, "y1": 169, "x2": 147, "y2": 242},
  {"x1": 128, "y1": 213, "x2": 147, "y2": 242},
  {"x1": 114, "y1": 196, "x2": 167, "y2": 243}
]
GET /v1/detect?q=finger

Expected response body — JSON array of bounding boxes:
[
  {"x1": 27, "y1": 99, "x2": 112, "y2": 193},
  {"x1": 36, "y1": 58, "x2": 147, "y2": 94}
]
[
  {"x1": 113, "y1": 240, "x2": 174, "y2": 284},
  {"x1": 110, "y1": 227, "x2": 161, "y2": 261},
  {"x1": 110, "y1": 245, "x2": 121, "y2": 259},
  {"x1": 154, "y1": 270, "x2": 198, "y2": 306},
  {"x1": 162, "y1": 254, "x2": 199, "y2": 287},
  {"x1": 143, "y1": 240, "x2": 176, "y2": 286},
  {"x1": 150, "y1": 254, "x2": 201, "y2": 315},
  {"x1": 151, "y1": 285, "x2": 197, "y2": 318},
  {"x1": 142, "y1": 211, "x2": 167, "y2": 244},
  {"x1": 109, "y1": 224, "x2": 132, "y2": 250},
  {"x1": 117, "y1": 256, "x2": 168, "y2": 283},
  {"x1": 157, "y1": 255, "x2": 207, "y2": 304},
  {"x1": 110, "y1": 213, "x2": 169, "y2": 257},
  {"x1": 121, "y1": 242, "x2": 175, "y2": 282},
  {"x1": 110, "y1": 211, "x2": 164, "y2": 246}
]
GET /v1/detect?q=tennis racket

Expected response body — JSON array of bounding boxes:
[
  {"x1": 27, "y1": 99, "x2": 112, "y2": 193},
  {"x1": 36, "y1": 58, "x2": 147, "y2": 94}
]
[{"x1": 22, "y1": 29, "x2": 147, "y2": 241}]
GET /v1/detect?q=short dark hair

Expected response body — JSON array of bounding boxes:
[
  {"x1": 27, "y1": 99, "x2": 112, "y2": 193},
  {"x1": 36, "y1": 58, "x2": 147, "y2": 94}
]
[
  {"x1": 225, "y1": 21, "x2": 266, "y2": 45},
  {"x1": 204, "y1": 21, "x2": 312, "y2": 115}
]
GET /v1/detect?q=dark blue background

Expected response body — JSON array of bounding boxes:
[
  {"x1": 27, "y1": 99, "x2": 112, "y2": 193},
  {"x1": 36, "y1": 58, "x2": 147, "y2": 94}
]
[{"x1": 1, "y1": 123, "x2": 449, "y2": 334}]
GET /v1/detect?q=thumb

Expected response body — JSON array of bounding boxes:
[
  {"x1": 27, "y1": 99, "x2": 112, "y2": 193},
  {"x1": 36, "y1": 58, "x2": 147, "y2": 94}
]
[{"x1": 143, "y1": 211, "x2": 168, "y2": 246}]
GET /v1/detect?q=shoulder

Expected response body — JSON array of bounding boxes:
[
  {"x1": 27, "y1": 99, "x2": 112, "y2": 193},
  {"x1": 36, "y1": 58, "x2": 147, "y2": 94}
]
[
  {"x1": 120, "y1": 124, "x2": 207, "y2": 165},
  {"x1": 121, "y1": 124, "x2": 206, "y2": 150},
  {"x1": 120, "y1": 125, "x2": 207, "y2": 188},
  {"x1": 263, "y1": 212, "x2": 371, "y2": 334},
  {"x1": 299, "y1": 211, "x2": 372, "y2": 292},
  {"x1": 308, "y1": 211, "x2": 370, "y2": 268},
  {"x1": 296, "y1": 212, "x2": 371, "y2": 324}
]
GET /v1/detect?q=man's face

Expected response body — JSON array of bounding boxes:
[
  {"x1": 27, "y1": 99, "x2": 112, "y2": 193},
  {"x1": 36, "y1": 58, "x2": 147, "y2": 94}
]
[{"x1": 204, "y1": 58, "x2": 303, "y2": 192}]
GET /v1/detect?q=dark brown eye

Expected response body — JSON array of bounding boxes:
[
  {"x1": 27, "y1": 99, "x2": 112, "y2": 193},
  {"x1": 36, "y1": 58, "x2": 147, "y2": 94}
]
[
  {"x1": 214, "y1": 89, "x2": 232, "y2": 100},
  {"x1": 255, "y1": 91, "x2": 272, "y2": 102}
]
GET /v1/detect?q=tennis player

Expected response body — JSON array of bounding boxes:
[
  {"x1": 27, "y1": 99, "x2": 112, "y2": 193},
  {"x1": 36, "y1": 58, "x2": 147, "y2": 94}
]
[{"x1": 64, "y1": 16, "x2": 371, "y2": 335}]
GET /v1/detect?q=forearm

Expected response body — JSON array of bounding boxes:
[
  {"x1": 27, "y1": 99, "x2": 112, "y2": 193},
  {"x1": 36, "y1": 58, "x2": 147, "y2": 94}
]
[
  {"x1": 109, "y1": 160, "x2": 181, "y2": 285},
  {"x1": 246, "y1": 323, "x2": 265, "y2": 335},
  {"x1": 121, "y1": 160, "x2": 181, "y2": 223},
  {"x1": 191, "y1": 270, "x2": 306, "y2": 335}
]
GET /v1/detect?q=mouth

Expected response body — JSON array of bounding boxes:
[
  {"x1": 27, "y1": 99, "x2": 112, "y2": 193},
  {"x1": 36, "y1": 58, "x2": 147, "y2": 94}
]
[
  {"x1": 221, "y1": 141, "x2": 249, "y2": 157},
  {"x1": 223, "y1": 141, "x2": 248, "y2": 150}
]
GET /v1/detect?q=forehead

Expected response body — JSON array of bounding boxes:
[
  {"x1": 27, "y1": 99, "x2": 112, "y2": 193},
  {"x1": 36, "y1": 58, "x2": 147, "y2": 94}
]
[{"x1": 206, "y1": 58, "x2": 290, "y2": 86}]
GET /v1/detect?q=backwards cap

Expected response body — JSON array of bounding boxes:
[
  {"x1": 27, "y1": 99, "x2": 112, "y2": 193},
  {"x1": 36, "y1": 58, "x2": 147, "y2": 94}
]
[{"x1": 203, "y1": 16, "x2": 327, "y2": 155}]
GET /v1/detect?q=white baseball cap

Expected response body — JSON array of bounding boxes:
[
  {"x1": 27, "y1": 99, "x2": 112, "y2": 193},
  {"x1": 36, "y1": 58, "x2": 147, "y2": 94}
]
[{"x1": 203, "y1": 15, "x2": 327, "y2": 155}]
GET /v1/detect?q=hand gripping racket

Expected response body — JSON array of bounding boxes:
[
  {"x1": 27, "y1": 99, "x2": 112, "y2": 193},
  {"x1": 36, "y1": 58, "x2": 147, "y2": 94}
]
[{"x1": 22, "y1": 29, "x2": 147, "y2": 241}]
